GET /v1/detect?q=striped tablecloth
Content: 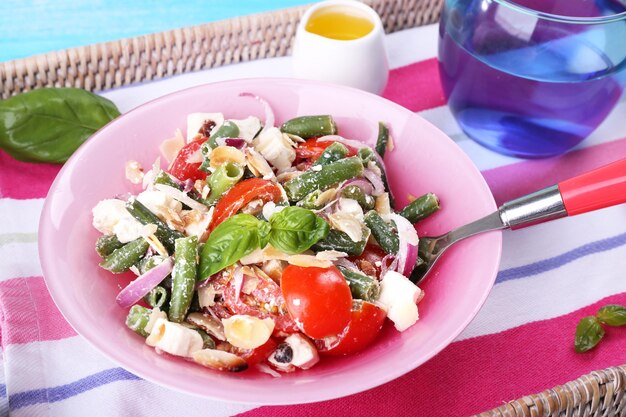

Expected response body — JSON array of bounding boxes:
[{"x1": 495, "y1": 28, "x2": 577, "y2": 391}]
[{"x1": 1, "y1": 24, "x2": 626, "y2": 417}]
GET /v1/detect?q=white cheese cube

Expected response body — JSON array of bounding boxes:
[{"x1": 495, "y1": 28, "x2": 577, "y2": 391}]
[
  {"x1": 378, "y1": 270, "x2": 421, "y2": 331},
  {"x1": 146, "y1": 318, "x2": 204, "y2": 358}
]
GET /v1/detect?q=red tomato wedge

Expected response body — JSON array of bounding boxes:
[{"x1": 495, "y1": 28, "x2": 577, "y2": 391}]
[
  {"x1": 295, "y1": 138, "x2": 357, "y2": 162},
  {"x1": 281, "y1": 265, "x2": 352, "y2": 339},
  {"x1": 209, "y1": 178, "x2": 282, "y2": 232},
  {"x1": 169, "y1": 137, "x2": 208, "y2": 182},
  {"x1": 319, "y1": 300, "x2": 386, "y2": 356}
]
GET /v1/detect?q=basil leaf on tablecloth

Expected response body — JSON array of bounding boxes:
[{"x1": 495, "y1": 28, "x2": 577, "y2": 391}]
[
  {"x1": 0, "y1": 87, "x2": 120, "y2": 163},
  {"x1": 198, "y1": 214, "x2": 271, "y2": 280},
  {"x1": 269, "y1": 206, "x2": 329, "y2": 254},
  {"x1": 597, "y1": 304, "x2": 626, "y2": 326},
  {"x1": 574, "y1": 316, "x2": 605, "y2": 353}
]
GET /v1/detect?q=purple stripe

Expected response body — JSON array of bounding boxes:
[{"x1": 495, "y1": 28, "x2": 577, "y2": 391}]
[
  {"x1": 496, "y1": 231, "x2": 626, "y2": 283},
  {"x1": 9, "y1": 368, "x2": 140, "y2": 410}
]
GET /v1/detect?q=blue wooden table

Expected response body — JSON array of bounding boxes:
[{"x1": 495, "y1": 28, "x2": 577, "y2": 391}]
[{"x1": 0, "y1": 1, "x2": 311, "y2": 62}]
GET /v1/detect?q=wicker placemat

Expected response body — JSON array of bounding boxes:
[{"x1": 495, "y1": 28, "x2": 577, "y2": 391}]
[
  {"x1": 477, "y1": 366, "x2": 626, "y2": 417},
  {"x1": 2, "y1": 1, "x2": 626, "y2": 415},
  {"x1": 0, "y1": 0, "x2": 441, "y2": 99}
]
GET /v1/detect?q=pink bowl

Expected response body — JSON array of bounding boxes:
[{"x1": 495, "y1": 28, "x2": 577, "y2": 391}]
[{"x1": 39, "y1": 78, "x2": 501, "y2": 404}]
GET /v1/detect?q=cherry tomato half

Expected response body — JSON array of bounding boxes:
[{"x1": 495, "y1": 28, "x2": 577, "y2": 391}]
[
  {"x1": 236, "y1": 338, "x2": 278, "y2": 366},
  {"x1": 295, "y1": 138, "x2": 357, "y2": 162},
  {"x1": 319, "y1": 300, "x2": 386, "y2": 356},
  {"x1": 349, "y1": 244, "x2": 392, "y2": 279},
  {"x1": 169, "y1": 137, "x2": 208, "y2": 182},
  {"x1": 222, "y1": 270, "x2": 299, "y2": 335},
  {"x1": 209, "y1": 178, "x2": 282, "y2": 232},
  {"x1": 281, "y1": 265, "x2": 352, "y2": 339}
]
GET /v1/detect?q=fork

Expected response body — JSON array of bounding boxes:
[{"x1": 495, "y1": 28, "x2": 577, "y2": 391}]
[{"x1": 414, "y1": 158, "x2": 626, "y2": 285}]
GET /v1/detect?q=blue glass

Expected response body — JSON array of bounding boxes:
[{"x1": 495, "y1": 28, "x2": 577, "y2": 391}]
[{"x1": 438, "y1": 0, "x2": 626, "y2": 158}]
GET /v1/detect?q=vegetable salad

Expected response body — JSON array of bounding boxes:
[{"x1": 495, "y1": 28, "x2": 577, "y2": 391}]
[{"x1": 92, "y1": 95, "x2": 440, "y2": 374}]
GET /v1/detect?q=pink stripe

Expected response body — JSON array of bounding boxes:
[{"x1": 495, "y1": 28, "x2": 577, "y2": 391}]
[
  {"x1": 483, "y1": 136, "x2": 626, "y2": 205},
  {"x1": 0, "y1": 150, "x2": 61, "y2": 200},
  {"x1": 0, "y1": 276, "x2": 76, "y2": 346},
  {"x1": 236, "y1": 293, "x2": 626, "y2": 417},
  {"x1": 383, "y1": 58, "x2": 447, "y2": 112}
]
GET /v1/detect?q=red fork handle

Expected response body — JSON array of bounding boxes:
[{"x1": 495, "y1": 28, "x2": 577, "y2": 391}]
[{"x1": 559, "y1": 158, "x2": 626, "y2": 216}]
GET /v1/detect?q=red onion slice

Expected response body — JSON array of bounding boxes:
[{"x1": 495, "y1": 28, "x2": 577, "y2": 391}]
[
  {"x1": 362, "y1": 168, "x2": 385, "y2": 196},
  {"x1": 239, "y1": 92, "x2": 275, "y2": 133},
  {"x1": 337, "y1": 178, "x2": 374, "y2": 195},
  {"x1": 380, "y1": 253, "x2": 397, "y2": 278},
  {"x1": 382, "y1": 213, "x2": 419, "y2": 277},
  {"x1": 213, "y1": 137, "x2": 248, "y2": 149},
  {"x1": 225, "y1": 138, "x2": 247, "y2": 149},
  {"x1": 116, "y1": 257, "x2": 173, "y2": 308},
  {"x1": 335, "y1": 258, "x2": 359, "y2": 271}
]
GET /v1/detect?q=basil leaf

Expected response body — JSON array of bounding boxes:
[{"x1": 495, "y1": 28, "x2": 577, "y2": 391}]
[
  {"x1": 198, "y1": 214, "x2": 270, "y2": 279},
  {"x1": 0, "y1": 88, "x2": 120, "y2": 163},
  {"x1": 597, "y1": 304, "x2": 626, "y2": 326},
  {"x1": 268, "y1": 207, "x2": 329, "y2": 255},
  {"x1": 574, "y1": 316, "x2": 605, "y2": 353}
]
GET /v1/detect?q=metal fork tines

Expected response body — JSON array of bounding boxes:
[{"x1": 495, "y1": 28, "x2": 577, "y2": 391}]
[{"x1": 415, "y1": 212, "x2": 506, "y2": 284}]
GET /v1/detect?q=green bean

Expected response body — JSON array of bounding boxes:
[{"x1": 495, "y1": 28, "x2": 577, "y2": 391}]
[
  {"x1": 208, "y1": 121, "x2": 240, "y2": 149},
  {"x1": 313, "y1": 142, "x2": 348, "y2": 166},
  {"x1": 358, "y1": 147, "x2": 376, "y2": 164},
  {"x1": 399, "y1": 193, "x2": 440, "y2": 224},
  {"x1": 154, "y1": 170, "x2": 182, "y2": 190},
  {"x1": 375, "y1": 122, "x2": 389, "y2": 158},
  {"x1": 196, "y1": 329, "x2": 216, "y2": 349},
  {"x1": 144, "y1": 286, "x2": 169, "y2": 310},
  {"x1": 125, "y1": 198, "x2": 184, "y2": 254},
  {"x1": 169, "y1": 236, "x2": 198, "y2": 323},
  {"x1": 284, "y1": 156, "x2": 363, "y2": 201},
  {"x1": 358, "y1": 147, "x2": 395, "y2": 208},
  {"x1": 280, "y1": 115, "x2": 337, "y2": 138},
  {"x1": 100, "y1": 238, "x2": 149, "y2": 273},
  {"x1": 206, "y1": 162, "x2": 244, "y2": 204},
  {"x1": 125, "y1": 305, "x2": 152, "y2": 337},
  {"x1": 95, "y1": 234, "x2": 124, "y2": 258},
  {"x1": 138, "y1": 255, "x2": 166, "y2": 275},
  {"x1": 364, "y1": 211, "x2": 399, "y2": 254},
  {"x1": 312, "y1": 229, "x2": 368, "y2": 256},
  {"x1": 338, "y1": 266, "x2": 380, "y2": 302},
  {"x1": 297, "y1": 190, "x2": 324, "y2": 210},
  {"x1": 341, "y1": 185, "x2": 375, "y2": 210}
]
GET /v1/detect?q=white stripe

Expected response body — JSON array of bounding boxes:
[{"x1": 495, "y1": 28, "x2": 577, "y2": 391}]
[
  {"x1": 4, "y1": 337, "x2": 119, "y2": 391},
  {"x1": 0, "y1": 242, "x2": 41, "y2": 281},
  {"x1": 5, "y1": 337, "x2": 256, "y2": 417},
  {"x1": 0, "y1": 199, "x2": 44, "y2": 234},
  {"x1": 499, "y1": 204, "x2": 626, "y2": 270},
  {"x1": 386, "y1": 24, "x2": 438, "y2": 69},
  {"x1": 457, "y1": 243, "x2": 626, "y2": 340},
  {"x1": 39, "y1": 380, "x2": 255, "y2": 417}
]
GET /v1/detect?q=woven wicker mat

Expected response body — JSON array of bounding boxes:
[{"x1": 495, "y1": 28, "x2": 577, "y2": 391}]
[{"x1": 2, "y1": 0, "x2": 626, "y2": 415}]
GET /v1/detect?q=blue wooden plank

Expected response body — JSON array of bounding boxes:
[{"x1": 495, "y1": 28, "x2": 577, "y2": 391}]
[{"x1": 0, "y1": 0, "x2": 311, "y2": 62}]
